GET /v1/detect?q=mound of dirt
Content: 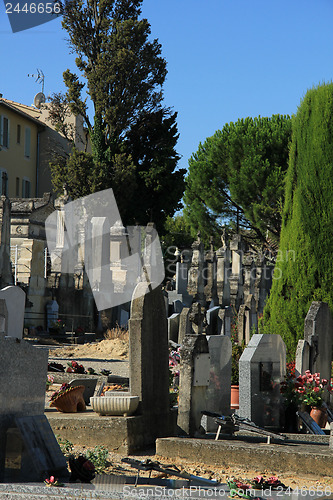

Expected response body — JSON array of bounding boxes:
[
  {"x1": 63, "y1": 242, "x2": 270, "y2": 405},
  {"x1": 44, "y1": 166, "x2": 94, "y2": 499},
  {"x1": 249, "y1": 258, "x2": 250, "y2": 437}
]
[{"x1": 50, "y1": 338, "x2": 129, "y2": 360}]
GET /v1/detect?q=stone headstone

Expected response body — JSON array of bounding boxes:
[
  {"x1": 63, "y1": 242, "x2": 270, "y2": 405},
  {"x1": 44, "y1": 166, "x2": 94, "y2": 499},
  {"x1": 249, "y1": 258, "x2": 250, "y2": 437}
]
[
  {"x1": 175, "y1": 262, "x2": 188, "y2": 296},
  {"x1": 295, "y1": 339, "x2": 310, "y2": 378},
  {"x1": 216, "y1": 236, "x2": 231, "y2": 308},
  {"x1": 0, "y1": 335, "x2": 48, "y2": 481},
  {"x1": 177, "y1": 335, "x2": 210, "y2": 436},
  {"x1": 10, "y1": 415, "x2": 69, "y2": 482},
  {"x1": 45, "y1": 299, "x2": 59, "y2": 331},
  {"x1": 187, "y1": 233, "x2": 205, "y2": 306},
  {"x1": 303, "y1": 302, "x2": 333, "y2": 388},
  {"x1": 0, "y1": 196, "x2": 12, "y2": 289},
  {"x1": 178, "y1": 307, "x2": 191, "y2": 345},
  {"x1": 204, "y1": 237, "x2": 218, "y2": 306},
  {"x1": 68, "y1": 378, "x2": 98, "y2": 405},
  {"x1": 202, "y1": 335, "x2": 232, "y2": 432},
  {"x1": 168, "y1": 313, "x2": 180, "y2": 343},
  {"x1": 0, "y1": 286, "x2": 25, "y2": 339},
  {"x1": 0, "y1": 299, "x2": 8, "y2": 335},
  {"x1": 206, "y1": 306, "x2": 221, "y2": 336},
  {"x1": 239, "y1": 334, "x2": 286, "y2": 429},
  {"x1": 129, "y1": 283, "x2": 170, "y2": 431},
  {"x1": 173, "y1": 299, "x2": 183, "y2": 314},
  {"x1": 218, "y1": 306, "x2": 233, "y2": 336}
]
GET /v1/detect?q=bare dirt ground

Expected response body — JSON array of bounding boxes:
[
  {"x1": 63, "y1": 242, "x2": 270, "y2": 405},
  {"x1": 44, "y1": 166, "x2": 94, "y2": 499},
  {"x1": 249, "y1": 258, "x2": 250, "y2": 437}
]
[
  {"x1": 50, "y1": 338, "x2": 129, "y2": 360},
  {"x1": 46, "y1": 340, "x2": 333, "y2": 491}
]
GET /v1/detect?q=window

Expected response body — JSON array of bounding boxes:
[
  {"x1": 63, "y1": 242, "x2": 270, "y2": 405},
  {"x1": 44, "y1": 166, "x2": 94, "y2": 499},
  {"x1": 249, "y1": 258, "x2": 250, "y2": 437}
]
[
  {"x1": 24, "y1": 126, "x2": 31, "y2": 158},
  {"x1": 17, "y1": 124, "x2": 21, "y2": 144},
  {"x1": 0, "y1": 115, "x2": 9, "y2": 148},
  {"x1": 22, "y1": 178, "x2": 31, "y2": 198},
  {"x1": 16, "y1": 177, "x2": 20, "y2": 197},
  {"x1": 0, "y1": 170, "x2": 8, "y2": 196}
]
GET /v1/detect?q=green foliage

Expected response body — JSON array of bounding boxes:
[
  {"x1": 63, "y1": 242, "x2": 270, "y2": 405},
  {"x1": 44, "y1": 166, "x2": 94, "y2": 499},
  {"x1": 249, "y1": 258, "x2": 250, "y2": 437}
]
[
  {"x1": 50, "y1": 0, "x2": 185, "y2": 230},
  {"x1": 56, "y1": 436, "x2": 74, "y2": 457},
  {"x1": 161, "y1": 214, "x2": 194, "y2": 250},
  {"x1": 263, "y1": 83, "x2": 333, "y2": 358},
  {"x1": 84, "y1": 446, "x2": 109, "y2": 473},
  {"x1": 184, "y1": 115, "x2": 292, "y2": 245}
]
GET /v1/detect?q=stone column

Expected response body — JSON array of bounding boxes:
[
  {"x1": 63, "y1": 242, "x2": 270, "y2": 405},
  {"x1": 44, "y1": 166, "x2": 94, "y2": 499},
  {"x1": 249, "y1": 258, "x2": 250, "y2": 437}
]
[
  {"x1": 0, "y1": 196, "x2": 12, "y2": 288},
  {"x1": 204, "y1": 237, "x2": 218, "y2": 307},
  {"x1": 129, "y1": 283, "x2": 170, "y2": 437},
  {"x1": 177, "y1": 335, "x2": 210, "y2": 436},
  {"x1": 187, "y1": 233, "x2": 205, "y2": 306},
  {"x1": 229, "y1": 234, "x2": 244, "y2": 311}
]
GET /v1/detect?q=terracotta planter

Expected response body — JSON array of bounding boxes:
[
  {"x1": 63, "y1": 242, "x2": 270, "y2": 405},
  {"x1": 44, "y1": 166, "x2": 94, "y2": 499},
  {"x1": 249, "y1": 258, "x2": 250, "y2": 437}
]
[
  {"x1": 50, "y1": 386, "x2": 86, "y2": 413},
  {"x1": 230, "y1": 385, "x2": 239, "y2": 410},
  {"x1": 310, "y1": 406, "x2": 327, "y2": 428}
]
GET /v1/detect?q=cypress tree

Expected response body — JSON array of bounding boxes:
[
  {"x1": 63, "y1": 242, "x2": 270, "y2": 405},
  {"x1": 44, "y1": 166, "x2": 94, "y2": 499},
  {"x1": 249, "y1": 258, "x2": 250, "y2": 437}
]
[{"x1": 263, "y1": 83, "x2": 333, "y2": 357}]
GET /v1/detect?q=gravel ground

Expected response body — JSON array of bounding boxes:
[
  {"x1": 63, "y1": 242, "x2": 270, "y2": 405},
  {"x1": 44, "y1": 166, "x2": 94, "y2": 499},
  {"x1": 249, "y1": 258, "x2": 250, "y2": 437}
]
[{"x1": 45, "y1": 342, "x2": 333, "y2": 491}]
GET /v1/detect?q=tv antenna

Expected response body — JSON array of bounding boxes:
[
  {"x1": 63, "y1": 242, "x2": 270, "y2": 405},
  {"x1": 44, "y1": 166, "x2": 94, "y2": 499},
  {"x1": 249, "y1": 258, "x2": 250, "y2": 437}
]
[{"x1": 28, "y1": 68, "x2": 45, "y2": 93}]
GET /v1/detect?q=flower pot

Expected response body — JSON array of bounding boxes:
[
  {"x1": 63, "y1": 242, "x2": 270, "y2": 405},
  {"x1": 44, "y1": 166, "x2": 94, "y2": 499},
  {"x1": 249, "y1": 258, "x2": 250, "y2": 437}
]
[
  {"x1": 310, "y1": 406, "x2": 327, "y2": 428},
  {"x1": 50, "y1": 386, "x2": 86, "y2": 413},
  {"x1": 230, "y1": 385, "x2": 239, "y2": 410},
  {"x1": 90, "y1": 394, "x2": 139, "y2": 416}
]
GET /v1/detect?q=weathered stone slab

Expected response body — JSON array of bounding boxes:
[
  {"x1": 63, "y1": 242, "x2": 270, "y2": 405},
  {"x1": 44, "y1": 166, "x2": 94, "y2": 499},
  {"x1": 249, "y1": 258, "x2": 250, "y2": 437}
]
[{"x1": 0, "y1": 286, "x2": 25, "y2": 339}]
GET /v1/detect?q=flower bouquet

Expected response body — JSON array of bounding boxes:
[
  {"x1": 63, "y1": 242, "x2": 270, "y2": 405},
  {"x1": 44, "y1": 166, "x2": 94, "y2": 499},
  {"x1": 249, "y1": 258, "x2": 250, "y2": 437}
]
[
  {"x1": 68, "y1": 455, "x2": 96, "y2": 483},
  {"x1": 66, "y1": 360, "x2": 86, "y2": 374}
]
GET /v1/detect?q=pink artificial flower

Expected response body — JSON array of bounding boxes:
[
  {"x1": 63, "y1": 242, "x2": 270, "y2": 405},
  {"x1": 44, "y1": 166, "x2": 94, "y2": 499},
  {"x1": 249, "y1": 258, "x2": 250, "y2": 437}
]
[
  {"x1": 313, "y1": 387, "x2": 320, "y2": 393},
  {"x1": 322, "y1": 379, "x2": 328, "y2": 386},
  {"x1": 253, "y1": 475, "x2": 264, "y2": 484},
  {"x1": 45, "y1": 476, "x2": 55, "y2": 484},
  {"x1": 305, "y1": 370, "x2": 311, "y2": 375},
  {"x1": 267, "y1": 476, "x2": 280, "y2": 486}
]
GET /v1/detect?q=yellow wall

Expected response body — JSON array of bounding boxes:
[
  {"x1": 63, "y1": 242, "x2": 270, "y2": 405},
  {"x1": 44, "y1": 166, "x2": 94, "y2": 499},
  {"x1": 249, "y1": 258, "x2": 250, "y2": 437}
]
[{"x1": 0, "y1": 103, "x2": 38, "y2": 198}]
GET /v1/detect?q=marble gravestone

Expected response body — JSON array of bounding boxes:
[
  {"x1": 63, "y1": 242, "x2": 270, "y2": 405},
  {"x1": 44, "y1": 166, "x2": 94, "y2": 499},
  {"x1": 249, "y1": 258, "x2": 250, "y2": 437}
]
[{"x1": 239, "y1": 334, "x2": 286, "y2": 430}]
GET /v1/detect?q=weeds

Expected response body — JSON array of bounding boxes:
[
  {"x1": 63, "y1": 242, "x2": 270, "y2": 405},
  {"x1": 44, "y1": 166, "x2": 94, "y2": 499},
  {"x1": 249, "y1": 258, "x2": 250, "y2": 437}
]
[
  {"x1": 56, "y1": 436, "x2": 74, "y2": 457},
  {"x1": 104, "y1": 324, "x2": 129, "y2": 341},
  {"x1": 84, "y1": 446, "x2": 109, "y2": 473}
]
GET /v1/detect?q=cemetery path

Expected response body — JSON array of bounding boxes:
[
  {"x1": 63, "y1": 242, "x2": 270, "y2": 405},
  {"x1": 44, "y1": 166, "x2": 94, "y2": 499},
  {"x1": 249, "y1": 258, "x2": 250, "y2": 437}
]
[{"x1": 48, "y1": 338, "x2": 130, "y2": 377}]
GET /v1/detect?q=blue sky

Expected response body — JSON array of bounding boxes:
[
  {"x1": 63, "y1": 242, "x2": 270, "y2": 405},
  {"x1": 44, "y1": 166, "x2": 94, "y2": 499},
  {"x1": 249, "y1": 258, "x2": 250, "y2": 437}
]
[{"x1": 1, "y1": 0, "x2": 332, "y2": 174}]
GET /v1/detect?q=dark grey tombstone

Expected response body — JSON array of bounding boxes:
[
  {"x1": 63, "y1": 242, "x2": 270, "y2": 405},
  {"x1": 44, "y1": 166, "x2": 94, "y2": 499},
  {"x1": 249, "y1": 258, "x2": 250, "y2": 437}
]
[
  {"x1": 0, "y1": 299, "x2": 8, "y2": 335},
  {"x1": 129, "y1": 283, "x2": 170, "y2": 435},
  {"x1": 206, "y1": 306, "x2": 221, "y2": 336},
  {"x1": 304, "y1": 302, "x2": 333, "y2": 389},
  {"x1": 168, "y1": 313, "x2": 180, "y2": 343},
  {"x1": 202, "y1": 335, "x2": 232, "y2": 432},
  {"x1": 5, "y1": 415, "x2": 69, "y2": 482},
  {"x1": 239, "y1": 334, "x2": 286, "y2": 429},
  {"x1": 177, "y1": 335, "x2": 210, "y2": 436},
  {"x1": 68, "y1": 378, "x2": 98, "y2": 405},
  {"x1": 0, "y1": 336, "x2": 48, "y2": 482},
  {"x1": 173, "y1": 299, "x2": 184, "y2": 314},
  {"x1": 218, "y1": 306, "x2": 233, "y2": 336}
]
